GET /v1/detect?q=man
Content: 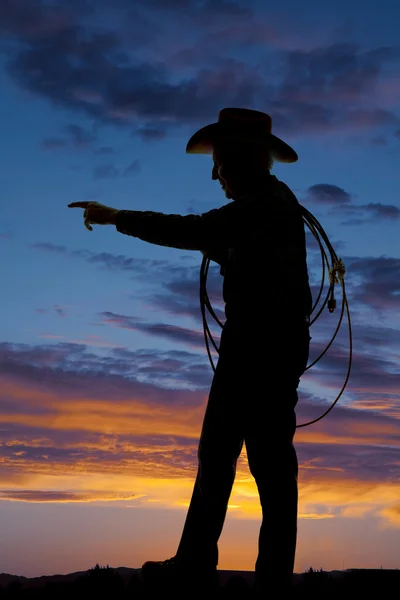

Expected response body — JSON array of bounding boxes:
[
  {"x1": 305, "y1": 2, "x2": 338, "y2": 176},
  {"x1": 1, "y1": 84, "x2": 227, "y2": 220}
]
[{"x1": 69, "y1": 108, "x2": 312, "y2": 594}]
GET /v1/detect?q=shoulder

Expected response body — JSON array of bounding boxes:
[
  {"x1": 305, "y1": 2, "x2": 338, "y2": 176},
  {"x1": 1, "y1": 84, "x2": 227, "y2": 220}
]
[{"x1": 274, "y1": 177, "x2": 300, "y2": 205}]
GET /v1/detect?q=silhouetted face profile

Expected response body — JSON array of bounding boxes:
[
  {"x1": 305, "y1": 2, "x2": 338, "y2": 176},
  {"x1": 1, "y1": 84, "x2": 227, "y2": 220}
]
[{"x1": 212, "y1": 142, "x2": 273, "y2": 200}]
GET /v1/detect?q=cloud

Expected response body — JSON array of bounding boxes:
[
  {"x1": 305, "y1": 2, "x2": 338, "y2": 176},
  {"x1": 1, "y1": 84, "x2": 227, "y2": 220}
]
[
  {"x1": 135, "y1": 127, "x2": 168, "y2": 142},
  {"x1": 35, "y1": 305, "x2": 69, "y2": 318},
  {"x1": 306, "y1": 184, "x2": 352, "y2": 205},
  {"x1": 0, "y1": 340, "x2": 208, "y2": 486},
  {"x1": 343, "y1": 255, "x2": 400, "y2": 311},
  {"x1": 100, "y1": 311, "x2": 211, "y2": 349},
  {"x1": 123, "y1": 159, "x2": 141, "y2": 176},
  {"x1": 0, "y1": 0, "x2": 73, "y2": 37},
  {"x1": 3, "y1": 2, "x2": 399, "y2": 141},
  {"x1": 65, "y1": 123, "x2": 96, "y2": 146},
  {"x1": 93, "y1": 163, "x2": 119, "y2": 180},
  {"x1": 330, "y1": 202, "x2": 400, "y2": 226},
  {"x1": 31, "y1": 242, "x2": 192, "y2": 276},
  {"x1": 0, "y1": 326, "x2": 399, "y2": 520},
  {"x1": 277, "y1": 43, "x2": 400, "y2": 107},
  {"x1": 41, "y1": 123, "x2": 97, "y2": 150},
  {"x1": 362, "y1": 203, "x2": 400, "y2": 220},
  {"x1": 304, "y1": 185, "x2": 400, "y2": 224},
  {"x1": 32, "y1": 242, "x2": 68, "y2": 254},
  {"x1": 41, "y1": 123, "x2": 117, "y2": 155},
  {"x1": 0, "y1": 490, "x2": 142, "y2": 503},
  {"x1": 54, "y1": 305, "x2": 68, "y2": 318},
  {"x1": 29, "y1": 239, "x2": 400, "y2": 347},
  {"x1": 0, "y1": 339, "x2": 210, "y2": 392},
  {"x1": 30, "y1": 240, "x2": 218, "y2": 304},
  {"x1": 32, "y1": 239, "x2": 225, "y2": 329},
  {"x1": 92, "y1": 160, "x2": 141, "y2": 179}
]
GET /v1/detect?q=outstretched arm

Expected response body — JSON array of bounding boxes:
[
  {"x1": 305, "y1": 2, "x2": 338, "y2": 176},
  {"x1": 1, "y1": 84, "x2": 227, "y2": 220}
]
[
  {"x1": 114, "y1": 205, "x2": 237, "y2": 251},
  {"x1": 68, "y1": 200, "x2": 240, "y2": 251},
  {"x1": 68, "y1": 187, "x2": 292, "y2": 253}
]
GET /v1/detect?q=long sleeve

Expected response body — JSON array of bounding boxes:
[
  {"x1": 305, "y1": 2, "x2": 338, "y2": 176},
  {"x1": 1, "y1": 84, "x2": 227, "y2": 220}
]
[
  {"x1": 115, "y1": 177, "x2": 300, "y2": 252},
  {"x1": 114, "y1": 179, "x2": 313, "y2": 321},
  {"x1": 115, "y1": 203, "x2": 244, "y2": 251}
]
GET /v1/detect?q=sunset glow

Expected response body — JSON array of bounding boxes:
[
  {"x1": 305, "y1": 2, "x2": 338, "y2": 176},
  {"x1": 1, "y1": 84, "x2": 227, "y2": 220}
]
[{"x1": 1, "y1": 0, "x2": 400, "y2": 579}]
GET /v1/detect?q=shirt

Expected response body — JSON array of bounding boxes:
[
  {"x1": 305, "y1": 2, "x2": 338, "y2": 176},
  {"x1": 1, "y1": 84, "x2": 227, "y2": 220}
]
[{"x1": 115, "y1": 174, "x2": 312, "y2": 327}]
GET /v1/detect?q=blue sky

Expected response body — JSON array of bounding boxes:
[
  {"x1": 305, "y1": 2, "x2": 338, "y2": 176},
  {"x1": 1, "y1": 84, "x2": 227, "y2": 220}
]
[{"x1": 0, "y1": 0, "x2": 399, "y2": 577}]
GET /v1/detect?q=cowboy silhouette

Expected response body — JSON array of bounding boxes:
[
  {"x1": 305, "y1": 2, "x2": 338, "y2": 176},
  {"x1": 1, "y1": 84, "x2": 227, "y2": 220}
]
[{"x1": 69, "y1": 108, "x2": 312, "y2": 595}]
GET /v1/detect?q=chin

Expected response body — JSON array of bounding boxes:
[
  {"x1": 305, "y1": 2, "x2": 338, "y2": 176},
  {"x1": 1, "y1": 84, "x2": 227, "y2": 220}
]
[{"x1": 218, "y1": 180, "x2": 232, "y2": 199}]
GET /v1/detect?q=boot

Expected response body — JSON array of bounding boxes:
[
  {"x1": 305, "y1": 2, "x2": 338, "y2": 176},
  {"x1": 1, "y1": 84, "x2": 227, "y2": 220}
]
[{"x1": 141, "y1": 555, "x2": 218, "y2": 586}]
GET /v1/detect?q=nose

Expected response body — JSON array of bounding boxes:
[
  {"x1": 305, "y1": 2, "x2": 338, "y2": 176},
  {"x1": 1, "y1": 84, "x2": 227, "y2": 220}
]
[{"x1": 211, "y1": 165, "x2": 219, "y2": 180}]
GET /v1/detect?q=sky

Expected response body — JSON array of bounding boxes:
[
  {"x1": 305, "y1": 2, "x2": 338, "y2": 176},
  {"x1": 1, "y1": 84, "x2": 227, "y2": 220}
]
[{"x1": 1, "y1": 0, "x2": 400, "y2": 579}]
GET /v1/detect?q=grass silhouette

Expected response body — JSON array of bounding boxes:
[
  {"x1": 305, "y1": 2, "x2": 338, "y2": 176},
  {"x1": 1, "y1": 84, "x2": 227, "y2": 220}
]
[{"x1": 1, "y1": 564, "x2": 399, "y2": 598}]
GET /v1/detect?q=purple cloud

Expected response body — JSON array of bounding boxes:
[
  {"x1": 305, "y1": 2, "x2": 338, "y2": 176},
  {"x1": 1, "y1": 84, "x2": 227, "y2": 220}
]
[
  {"x1": 304, "y1": 185, "x2": 399, "y2": 224},
  {"x1": 32, "y1": 243, "x2": 189, "y2": 281},
  {"x1": 41, "y1": 123, "x2": 97, "y2": 152},
  {"x1": 32, "y1": 240, "x2": 224, "y2": 326},
  {"x1": 306, "y1": 184, "x2": 352, "y2": 205},
  {"x1": 344, "y1": 255, "x2": 400, "y2": 311},
  {"x1": 0, "y1": 340, "x2": 210, "y2": 397},
  {"x1": 35, "y1": 305, "x2": 68, "y2": 318},
  {"x1": 0, "y1": 333, "x2": 399, "y2": 489},
  {"x1": 2, "y1": 2, "x2": 399, "y2": 140},
  {"x1": 362, "y1": 203, "x2": 400, "y2": 220},
  {"x1": 100, "y1": 311, "x2": 210, "y2": 349},
  {"x1": 0, "y1": 0, "x2": 73, "y2": 37},
  {"x1": 93, "y1": 163, "x2": 119, "y2": 180}
]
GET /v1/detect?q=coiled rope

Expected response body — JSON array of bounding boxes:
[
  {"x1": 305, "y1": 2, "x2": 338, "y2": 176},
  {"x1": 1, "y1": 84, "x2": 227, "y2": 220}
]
[{"x1": 199, "y1": 204, "x2": 353, "y2": 428}]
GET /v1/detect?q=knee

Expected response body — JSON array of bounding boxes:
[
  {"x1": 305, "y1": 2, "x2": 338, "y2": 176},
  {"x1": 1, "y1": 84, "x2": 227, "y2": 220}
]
[
  {"x1": 198, "y1": 435, "x2": 243, "y2": 468},
  {"x1": 198, "y1": 447, "x2": 238, "y2": 479},
  {"x1": 248, "y1": 443, "x2": 298, "y2": 481},
  {"x1": 199, "y1": 447, "x2": 237, "y2": 469}
]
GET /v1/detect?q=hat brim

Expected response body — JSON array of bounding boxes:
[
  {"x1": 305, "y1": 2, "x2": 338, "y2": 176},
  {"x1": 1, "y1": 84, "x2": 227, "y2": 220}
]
[{"x1": 186, "y1": 122, "x2": 298, "y2": 163}]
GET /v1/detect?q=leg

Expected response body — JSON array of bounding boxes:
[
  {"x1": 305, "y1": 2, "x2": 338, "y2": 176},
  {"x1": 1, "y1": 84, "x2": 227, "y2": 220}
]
[
  {"x1": 176, "y1": 329, "x2": 244, "y2": 567},
  {"x1": 245, "y1": 391, "x2": 298, "y2": 587},
  {"x1": 246, "y1": 324, "x2": 310, "y2": 589}
]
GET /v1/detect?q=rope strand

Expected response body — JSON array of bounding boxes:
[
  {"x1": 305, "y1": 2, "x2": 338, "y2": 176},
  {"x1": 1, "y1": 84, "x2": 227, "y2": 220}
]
[{"x1": 199, "y1": 205, "x2": 353, "y2": 428}]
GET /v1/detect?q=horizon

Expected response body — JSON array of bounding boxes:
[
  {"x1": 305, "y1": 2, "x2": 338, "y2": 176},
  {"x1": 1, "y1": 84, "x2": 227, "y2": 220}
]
[
  {"x1": 2, "y1": 564, "x2": 398, "y2": 580},
  {"x1": 1, "y1": 0, "x2": 400, "y2": 579}
]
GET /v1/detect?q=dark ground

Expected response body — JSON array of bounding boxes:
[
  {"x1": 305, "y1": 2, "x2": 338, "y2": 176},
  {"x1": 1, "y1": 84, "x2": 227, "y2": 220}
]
[{"x1": 1, "y1": 565, "x2": 399, "y2": 598}]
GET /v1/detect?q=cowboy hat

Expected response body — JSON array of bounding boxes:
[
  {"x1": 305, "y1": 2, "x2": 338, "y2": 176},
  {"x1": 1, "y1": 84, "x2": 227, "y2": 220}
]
[{"x1": 186, "y1": 107, "x2": 298, "y2": 163}]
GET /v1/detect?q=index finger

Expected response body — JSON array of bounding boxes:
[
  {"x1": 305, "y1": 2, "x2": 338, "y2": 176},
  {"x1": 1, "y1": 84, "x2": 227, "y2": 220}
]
[{"x1": 68, "y1": 202, "x2": 90, "y2": 208}]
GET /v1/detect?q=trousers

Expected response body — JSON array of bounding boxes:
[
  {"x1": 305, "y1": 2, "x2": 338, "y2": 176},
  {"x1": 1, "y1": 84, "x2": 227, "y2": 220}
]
[{"x1": 176, "y1": 317, "x2": 311, "y2": 582}]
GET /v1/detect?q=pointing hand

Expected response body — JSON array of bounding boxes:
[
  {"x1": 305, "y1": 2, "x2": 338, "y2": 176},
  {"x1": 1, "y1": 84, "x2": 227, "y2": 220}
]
[{"x1": 68, "y1": 201, "x2": 119, "y2": 231}]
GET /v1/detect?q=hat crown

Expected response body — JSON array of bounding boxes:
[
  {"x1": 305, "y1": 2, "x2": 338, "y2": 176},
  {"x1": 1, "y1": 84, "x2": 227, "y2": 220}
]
[
  {"x1": 218, "y1": 108, "x2": 272, "y2": 132},
  {"x1": 186, "y1": 107, "x2": 298, "y2": 163}
]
